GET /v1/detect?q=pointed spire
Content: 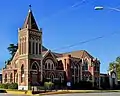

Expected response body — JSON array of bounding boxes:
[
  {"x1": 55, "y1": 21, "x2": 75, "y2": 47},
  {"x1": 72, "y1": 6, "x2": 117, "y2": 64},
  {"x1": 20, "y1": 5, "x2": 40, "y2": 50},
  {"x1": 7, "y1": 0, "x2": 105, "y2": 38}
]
[{"x1": 22, "y1": 5, "x2": 39, "y2": 30}]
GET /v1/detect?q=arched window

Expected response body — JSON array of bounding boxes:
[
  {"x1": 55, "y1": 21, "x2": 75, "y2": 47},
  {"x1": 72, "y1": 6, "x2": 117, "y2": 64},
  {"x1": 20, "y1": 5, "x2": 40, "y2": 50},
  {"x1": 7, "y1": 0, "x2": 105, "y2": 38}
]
[
  {"x1": 45, "y1": 63, "x2": 47, "y2": 69},
  {"x1": 82, "y1": 61, "x2": 88, "y2": 71},
  {"x1": 31, "y1": 62, "x2": 39, "y2": 70},
  {"x1": 39, "y1": 43, "x2": 41, "y2": 54},
  {"x1": 59, "y1": 74, "x2": 63, "y2": 83},
  {"x1": 51, "y1": 64, "x2": 54, "y2": 69},
  {"x1": 32, "y1": 62, "x2": 39, "y2": 70},
  {"x1": 21, "y1": 65, "x2": 24, "y2": 83},
  {"x1": 29, "y1": 41, "x2": 31, "y2": 54},
  {"x1": 24, "y1": 37, "x2": 26, "y2": 54},
  {"x1": 36, "y1": 42, "x2": 38, "y2": 54},
  {"x1": 49, "y1": 73, "x2": 55, "y2": 82},
  {"x1": 4, "y1": 74, "x2": 7, "y2": 83},
  {"x1": 22, "y1": 41, "x2": 24, "y2": 54},
  {"x1": 10, "y1": 73, "x2": 13, "y2": 82},
  {"x1": 19, "y1": 40, "x2": 21, "y2": 55},
  {"x1": 33, "y1": 42, "x2": 35, "y2": 54},
  {"x1": 48, "y1": 63, "x2": 50, "y2": 69}
]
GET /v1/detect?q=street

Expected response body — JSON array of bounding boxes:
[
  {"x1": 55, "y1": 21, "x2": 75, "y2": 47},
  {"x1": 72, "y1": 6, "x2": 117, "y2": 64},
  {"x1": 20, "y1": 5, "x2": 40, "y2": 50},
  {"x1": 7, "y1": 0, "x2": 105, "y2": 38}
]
[
  {"x1": 44, "y1": 92, "x2": 120, "y2": 96},
  {"x1": 0, "y1": 92, "x2": 120, "y2": 96}
]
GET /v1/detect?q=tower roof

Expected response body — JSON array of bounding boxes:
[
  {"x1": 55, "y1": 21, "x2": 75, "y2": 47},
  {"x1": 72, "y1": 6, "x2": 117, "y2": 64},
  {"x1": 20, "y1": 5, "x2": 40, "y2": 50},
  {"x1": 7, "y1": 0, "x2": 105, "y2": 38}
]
[{"x1": 23, "y1": 6, "x2": 39, "y2": 30}]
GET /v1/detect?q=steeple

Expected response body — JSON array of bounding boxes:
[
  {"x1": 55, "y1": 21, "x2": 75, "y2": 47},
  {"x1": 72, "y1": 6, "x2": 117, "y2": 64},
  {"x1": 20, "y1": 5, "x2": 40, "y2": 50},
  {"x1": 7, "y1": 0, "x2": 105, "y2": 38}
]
[{"x1": 23, "y1": 5, "x2": 39, "y2": 30}]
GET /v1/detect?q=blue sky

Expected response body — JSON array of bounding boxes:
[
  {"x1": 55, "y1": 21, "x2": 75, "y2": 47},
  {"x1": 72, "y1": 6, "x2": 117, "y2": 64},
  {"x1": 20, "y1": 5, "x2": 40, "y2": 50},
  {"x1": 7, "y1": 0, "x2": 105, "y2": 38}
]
[{"x1": 0, "y1": 0, "x2": 120, "y2": 73}]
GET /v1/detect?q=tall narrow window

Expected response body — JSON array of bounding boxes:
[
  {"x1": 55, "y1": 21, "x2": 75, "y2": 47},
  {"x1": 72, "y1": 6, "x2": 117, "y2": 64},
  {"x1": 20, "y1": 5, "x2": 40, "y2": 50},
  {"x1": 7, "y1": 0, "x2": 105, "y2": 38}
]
[
  {"x1": 36, "y1": 42, "x2": 38, "y2": 54},
  {"x1": 45, "y1": 63, "x2": 47, "y2": 69},
  {"x1": 15, "y1": 73, "x2": 18, "y2": 83},
  {"x1": 33, "y1": 42, "x2": 35, "y2": 54},
  {"x1": 84, "y1": 62, "x2": 88, "y2": 70},
  {"x1": 19, "y1": 42, "x2": 21, "y2": 55},
  {"x1": 4, "y1": 74, "x2": 7, "y2": 83},
  {"x1": 22, "y1": 42, "x2": 24, "y2": 54},
  {"x1": 39, "y1": 43, "x2": 41, "y2": 54},
  {"x1": 21, "y1": 65, "x2": 24, "y2": 83},
  {"x1": 82, "y1": 61, "x2": 88, "y2": 71},
  {"x1": 48, "y1": 63, "x2": 50, "y2": 69},
  {"x1": 10, "y1": 73, "x2": 13, "y2": 82},
  {"x1": 24, "y1": 38, "x2": 26, "y2": 54},
  {"x1": 19, "y1": 39, "x2": 22, "y2": 55},
  {"x1": 21, "y1": 41, "x2": 23, "y2": 54},
  {"x1": 29, "y1": 41, "x2": 31, "y2": 54}
]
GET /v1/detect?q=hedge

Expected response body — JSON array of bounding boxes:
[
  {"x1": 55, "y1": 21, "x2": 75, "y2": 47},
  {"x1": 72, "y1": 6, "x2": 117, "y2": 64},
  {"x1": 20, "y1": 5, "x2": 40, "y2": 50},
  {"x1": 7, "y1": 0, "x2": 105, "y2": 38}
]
[{"x1": 0, "y1": 83, "x2": 18, "y2": 89}]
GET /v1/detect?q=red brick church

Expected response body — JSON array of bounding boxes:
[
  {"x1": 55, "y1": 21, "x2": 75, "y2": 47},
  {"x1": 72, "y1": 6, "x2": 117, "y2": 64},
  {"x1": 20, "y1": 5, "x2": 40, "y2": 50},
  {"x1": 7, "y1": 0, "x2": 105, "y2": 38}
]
[{"x1": 2, "y1": 8, "x2": 100, "y2": 90}]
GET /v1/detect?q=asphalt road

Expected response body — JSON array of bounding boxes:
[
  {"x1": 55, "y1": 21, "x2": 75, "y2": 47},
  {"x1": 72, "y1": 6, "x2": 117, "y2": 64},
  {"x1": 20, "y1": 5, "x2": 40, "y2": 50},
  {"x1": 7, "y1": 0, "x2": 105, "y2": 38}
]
[
  {"x1": 0, "y1": 92, "x2": 120, "y2": 96},
  {"x1": 44, "y1": 92, "x2": 120, "y2": 96}
]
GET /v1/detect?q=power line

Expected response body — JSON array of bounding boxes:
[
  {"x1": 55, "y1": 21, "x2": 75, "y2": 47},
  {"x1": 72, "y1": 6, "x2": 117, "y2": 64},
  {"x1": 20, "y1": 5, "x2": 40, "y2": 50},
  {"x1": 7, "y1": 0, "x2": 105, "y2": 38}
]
[
  {"x1": 52, "y1": 31, "x2": 119, "y2": 51},
  {"x1": 41, "y1": 0, "x2": 89, "y2": 21}
]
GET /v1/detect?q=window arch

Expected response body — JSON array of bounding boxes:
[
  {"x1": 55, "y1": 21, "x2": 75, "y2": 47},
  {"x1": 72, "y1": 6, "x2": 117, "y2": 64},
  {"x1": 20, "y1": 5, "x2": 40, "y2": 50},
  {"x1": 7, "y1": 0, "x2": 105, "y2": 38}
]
[
  {"x1": 21, "y1": 65, "x2": 24, "y2": 83},
  {"x1": 31, "y1": 61, "x2": 39, "y2": 70},
  {"x1": 44, "y1": 59, "x2": 55, "y2": 70}
]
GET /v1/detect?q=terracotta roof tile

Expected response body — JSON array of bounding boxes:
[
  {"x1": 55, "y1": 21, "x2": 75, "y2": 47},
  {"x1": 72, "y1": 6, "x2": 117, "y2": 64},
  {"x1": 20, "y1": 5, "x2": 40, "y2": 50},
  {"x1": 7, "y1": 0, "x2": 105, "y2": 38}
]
[{"x1": 62, "y1": 50, "x2": 94, "y2": 59}]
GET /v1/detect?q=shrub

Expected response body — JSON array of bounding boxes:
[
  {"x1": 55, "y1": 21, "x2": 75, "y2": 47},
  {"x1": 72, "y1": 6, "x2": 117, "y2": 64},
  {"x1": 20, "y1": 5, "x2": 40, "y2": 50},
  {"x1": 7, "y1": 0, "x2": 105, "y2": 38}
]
[
  {"x1": 0, "y1": 84, "x2": 4, "y2": 88},
  {"x1": 4, "y1": 83, "x2": 10, "y2": 89},
  {"x1": 0, "y1": 83, "x2": 10, "y2": 89},
  {"x1": 8, "y1": 83, "x2": 18, "y2": 89},
  {"x1": 44, "y1": 82, "x2": 54, "y2": 90},
  {"x1": 38, "y1": 86, "x2": 45, "y2": 90}
]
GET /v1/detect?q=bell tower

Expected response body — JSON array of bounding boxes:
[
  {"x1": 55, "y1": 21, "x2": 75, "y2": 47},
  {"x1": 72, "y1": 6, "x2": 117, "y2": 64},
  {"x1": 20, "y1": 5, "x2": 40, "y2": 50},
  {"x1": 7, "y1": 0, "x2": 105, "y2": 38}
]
[{"x1": 18, "y1": 6, "x2": 42, "y2": 90}]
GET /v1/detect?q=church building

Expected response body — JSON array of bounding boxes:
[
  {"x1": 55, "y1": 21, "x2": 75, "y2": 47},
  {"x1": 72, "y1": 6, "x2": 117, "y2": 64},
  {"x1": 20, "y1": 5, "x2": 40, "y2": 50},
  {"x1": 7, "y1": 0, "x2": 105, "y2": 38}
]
[{"x1": 2, "y1": 8, "x2": 100, "y2": 90}]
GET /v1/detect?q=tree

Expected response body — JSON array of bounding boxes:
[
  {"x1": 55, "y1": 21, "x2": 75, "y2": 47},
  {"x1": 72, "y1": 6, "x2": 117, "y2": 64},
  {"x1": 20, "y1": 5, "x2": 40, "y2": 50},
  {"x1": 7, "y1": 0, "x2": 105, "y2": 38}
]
[
  {"x1": 7, "y1": 44, "x2": 18, "y2": 57},
  {"x1": 4, "y1": 44, "x2": 18, "y2": 66},
  {"x1": 108, "y1": 56, "x2": 120, "y2": 80}
]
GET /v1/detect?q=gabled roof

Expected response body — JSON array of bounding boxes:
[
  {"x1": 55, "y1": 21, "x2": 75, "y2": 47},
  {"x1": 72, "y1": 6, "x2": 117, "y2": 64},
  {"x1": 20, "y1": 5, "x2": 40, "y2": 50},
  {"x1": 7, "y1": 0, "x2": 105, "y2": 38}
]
[
  {"x1": 42, "y1": 46, "x2": 48, "y2": 51},
  {"x1": 62, "y1": 50, "x2": 94, "y2": 59},
  {"x1": 23, "y1": 9, "x2": 39, "y2": 30},
  {"x1": 51, "y1": 52, "x2": 63, "y2": 58}
]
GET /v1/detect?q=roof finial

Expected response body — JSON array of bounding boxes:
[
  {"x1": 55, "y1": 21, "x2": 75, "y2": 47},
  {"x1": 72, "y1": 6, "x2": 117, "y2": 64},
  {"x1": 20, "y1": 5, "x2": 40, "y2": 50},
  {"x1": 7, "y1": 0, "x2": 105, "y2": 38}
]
[{"x1": 29, "y1": 4, "x2": 32, "y2": 12}]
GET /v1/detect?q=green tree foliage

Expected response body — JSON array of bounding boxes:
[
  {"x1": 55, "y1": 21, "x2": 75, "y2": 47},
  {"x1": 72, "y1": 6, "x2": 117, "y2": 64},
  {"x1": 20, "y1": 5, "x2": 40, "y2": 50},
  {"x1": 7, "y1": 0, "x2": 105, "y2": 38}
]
[
  {"x1": 5, "y1": 44, "x2": 18, "y2": 66},
  {"x1": 108, "y1": 56, "x2": 120, "y2": 80},
  {"x1": 44, "y1": 82, "x2": 54, "y2": 90},
  {"x1": 8, "y1": 83, "x2": 18, "y2": 89},
  {"x1": 7, "y1": 44, "x2": 18, "y2": 56}
]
